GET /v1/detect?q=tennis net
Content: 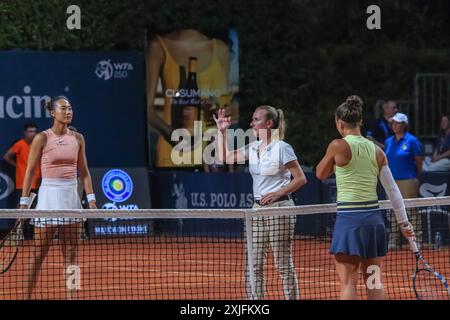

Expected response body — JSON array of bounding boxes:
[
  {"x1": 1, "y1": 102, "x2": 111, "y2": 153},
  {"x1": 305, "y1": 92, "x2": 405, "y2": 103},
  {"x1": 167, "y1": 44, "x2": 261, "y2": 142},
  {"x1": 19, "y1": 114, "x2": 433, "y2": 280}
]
[{"x1": 0, "y1": 197, "x2": 449, "y2": 300}]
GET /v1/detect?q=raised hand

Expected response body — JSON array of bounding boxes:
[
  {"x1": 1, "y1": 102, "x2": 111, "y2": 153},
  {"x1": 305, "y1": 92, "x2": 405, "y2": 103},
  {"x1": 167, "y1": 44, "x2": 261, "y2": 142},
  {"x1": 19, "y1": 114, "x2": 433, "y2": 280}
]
[{"x1": 213, "y1": 108, "x2": 232, "y2": 133}]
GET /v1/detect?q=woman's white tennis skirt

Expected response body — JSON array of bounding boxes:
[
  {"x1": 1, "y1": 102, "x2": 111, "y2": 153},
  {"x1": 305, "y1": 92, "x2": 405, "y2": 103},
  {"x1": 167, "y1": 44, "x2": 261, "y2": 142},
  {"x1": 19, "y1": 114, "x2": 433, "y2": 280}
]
[{"x1": 31, "y1": 178, "x2": 83, "y2": 228}]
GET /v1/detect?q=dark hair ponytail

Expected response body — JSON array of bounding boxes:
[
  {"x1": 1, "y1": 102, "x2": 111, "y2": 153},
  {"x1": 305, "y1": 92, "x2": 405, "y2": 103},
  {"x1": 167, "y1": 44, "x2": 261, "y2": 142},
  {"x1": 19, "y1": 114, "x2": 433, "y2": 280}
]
[
  {"x1": 43, "y1": 95, "x2": 70, "y2": 112},
  {"x1": 335, "y1": 95, "x2": 363, "y2": 128}
]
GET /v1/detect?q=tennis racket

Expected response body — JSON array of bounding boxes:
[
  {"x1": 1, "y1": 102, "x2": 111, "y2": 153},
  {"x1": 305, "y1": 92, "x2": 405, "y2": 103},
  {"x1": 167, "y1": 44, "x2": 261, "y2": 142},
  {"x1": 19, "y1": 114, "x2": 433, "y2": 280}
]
[
  {"x1": 0, "y1": 192, "x2": 36, "y2": 274},
  {"x1": 408, "y1": 237, "x2": 450, "y2": 300}
]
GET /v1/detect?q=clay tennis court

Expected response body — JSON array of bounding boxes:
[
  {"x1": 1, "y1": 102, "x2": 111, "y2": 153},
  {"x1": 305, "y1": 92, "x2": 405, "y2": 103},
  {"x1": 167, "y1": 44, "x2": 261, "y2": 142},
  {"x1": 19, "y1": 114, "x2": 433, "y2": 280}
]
[{"x1": 1, "y1": 237, "x2": 448, "y2": 300}]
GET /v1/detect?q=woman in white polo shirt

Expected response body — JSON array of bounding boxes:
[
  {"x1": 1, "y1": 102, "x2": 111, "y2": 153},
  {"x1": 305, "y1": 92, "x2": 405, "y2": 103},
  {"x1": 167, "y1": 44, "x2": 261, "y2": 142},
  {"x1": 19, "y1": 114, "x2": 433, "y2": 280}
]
[{"x1": 214, "y1": 106, "x2": 307, "y2": 300}]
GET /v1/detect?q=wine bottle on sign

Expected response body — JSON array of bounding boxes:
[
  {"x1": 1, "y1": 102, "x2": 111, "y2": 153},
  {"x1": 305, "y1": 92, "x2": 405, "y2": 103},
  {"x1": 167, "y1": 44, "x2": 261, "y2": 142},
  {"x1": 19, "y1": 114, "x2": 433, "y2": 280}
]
[
  {"x1": 182, "y1": 57, "x2": 201, "y2": 132},
  {"x1": 171, "y1": 65, "x2": 186, "y2": 130}
]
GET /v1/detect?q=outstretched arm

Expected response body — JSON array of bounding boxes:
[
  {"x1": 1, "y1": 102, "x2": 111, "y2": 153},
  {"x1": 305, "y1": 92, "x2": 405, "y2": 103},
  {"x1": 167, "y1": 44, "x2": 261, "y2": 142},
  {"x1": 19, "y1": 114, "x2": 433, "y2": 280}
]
[
  {"x1": 376, "y1": 146, "x2": 414, "y2": 238},
  {"x1": 214, "y1": 109, "x2": 247, "y2": 164}
]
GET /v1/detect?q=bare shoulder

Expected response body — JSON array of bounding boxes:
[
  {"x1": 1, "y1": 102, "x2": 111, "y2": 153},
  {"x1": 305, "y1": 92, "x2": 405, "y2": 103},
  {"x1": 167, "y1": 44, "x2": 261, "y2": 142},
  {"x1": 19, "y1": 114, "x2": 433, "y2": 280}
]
[
  {"x1": 327, "y1": 139, "x2": 351, "y2": 161},
  {"x1": 147, "y1": 38, "x2": 163, "y2": 56},
  {"x1": 74, "y1": 131, "x2": 84, "y2": 140},
  {"x1": 215, "y1": 38, "x2": 229, "y2": 51},
  {"x1": 374, "y1": 144, "x2": 384, "y2": 156},
  {"x1": 330, "y1": 138, "x2": 347, "y2": 150},
  {"x1": 73, "y1": 131, "x2": 85, "y2": 144},
  {"x1": 33, "y1": 132, "x2": 47, "y2": 145},
  {"x1": 215, "y1": 39, "x2": 230, "y2": 61}
]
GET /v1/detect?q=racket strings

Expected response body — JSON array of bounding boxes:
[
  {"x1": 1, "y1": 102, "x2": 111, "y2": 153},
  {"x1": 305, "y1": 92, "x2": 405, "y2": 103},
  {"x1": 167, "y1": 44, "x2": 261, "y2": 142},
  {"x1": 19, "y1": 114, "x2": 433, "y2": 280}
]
[{"x1": 415, "y1": 270, "x2": 450, "y2": 300}]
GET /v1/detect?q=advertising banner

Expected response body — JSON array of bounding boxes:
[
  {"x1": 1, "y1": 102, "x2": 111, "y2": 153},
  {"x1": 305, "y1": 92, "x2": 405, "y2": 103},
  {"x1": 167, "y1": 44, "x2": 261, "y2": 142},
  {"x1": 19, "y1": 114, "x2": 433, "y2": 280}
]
[
  {"x1": 88, "y1": 167, "x2": 152, "y2": 238},
  {"x1": 147, "y1": 29, "x2": 239, "y2": 168}
]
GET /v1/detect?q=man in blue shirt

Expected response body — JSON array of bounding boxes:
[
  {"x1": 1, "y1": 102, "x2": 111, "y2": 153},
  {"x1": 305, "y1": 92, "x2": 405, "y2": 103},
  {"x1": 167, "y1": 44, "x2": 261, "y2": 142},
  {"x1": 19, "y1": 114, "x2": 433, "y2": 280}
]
[
  {"x1": 366, "y1": 100, "x2": 398, "y2": 149},
  {"x1": 385, "y1": 113, "x2": 424, "y2": 249}
]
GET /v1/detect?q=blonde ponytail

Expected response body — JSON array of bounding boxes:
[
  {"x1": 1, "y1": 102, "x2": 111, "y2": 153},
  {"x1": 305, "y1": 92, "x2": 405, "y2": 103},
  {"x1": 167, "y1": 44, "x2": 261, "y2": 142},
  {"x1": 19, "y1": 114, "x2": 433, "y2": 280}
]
[{"x1": 255, "y1": 105, "x2": 286, "y2": 140}]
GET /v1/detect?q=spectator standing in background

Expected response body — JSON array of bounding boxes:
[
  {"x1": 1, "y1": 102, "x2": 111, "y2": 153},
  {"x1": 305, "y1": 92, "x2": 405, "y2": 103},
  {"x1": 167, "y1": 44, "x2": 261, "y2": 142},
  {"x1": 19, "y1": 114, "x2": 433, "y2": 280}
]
[
  {"x1": 3, "y1": 122, "x2": 42, "y2": 206},
  {"x1": 3, "y1": 122, "x2": 41, "y2": 238},
  {"x1": 384, "y1": 113, "x2": 424, "y2": 249},
  {"x1": 366, "y1": 100, "x2": 398, "y2": 149}
]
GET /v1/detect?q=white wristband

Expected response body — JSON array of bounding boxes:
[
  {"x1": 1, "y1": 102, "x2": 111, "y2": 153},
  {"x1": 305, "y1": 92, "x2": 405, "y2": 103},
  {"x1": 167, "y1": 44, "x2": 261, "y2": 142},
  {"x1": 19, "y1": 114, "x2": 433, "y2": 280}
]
[
  {"x1": 87, "y1": 193, "x2": 96, "y2": 202},
  {"x1": 20, "y1": 197, "x2": 29, "y2": 206}
]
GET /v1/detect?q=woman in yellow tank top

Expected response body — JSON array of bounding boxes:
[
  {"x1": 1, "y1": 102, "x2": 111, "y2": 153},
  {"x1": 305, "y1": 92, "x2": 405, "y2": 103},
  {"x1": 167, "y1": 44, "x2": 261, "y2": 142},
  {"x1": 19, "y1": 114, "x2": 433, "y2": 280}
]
[
  {"x1": 146, "y1": 29, "x2": 233, "y2": 168},
  {"x1": 316, "y1": 96, "x2": 415, "y2": 300}
]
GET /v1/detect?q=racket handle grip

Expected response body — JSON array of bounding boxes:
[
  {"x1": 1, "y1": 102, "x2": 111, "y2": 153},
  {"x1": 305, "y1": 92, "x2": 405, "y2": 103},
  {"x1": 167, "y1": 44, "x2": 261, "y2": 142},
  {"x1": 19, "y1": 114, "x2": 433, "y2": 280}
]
[
  {"x1": 408, "y1": 237, "x2": 419, "y2": 253},
  {"x1": 28, "y1": 192, "x2": 37, "y2": 208}
]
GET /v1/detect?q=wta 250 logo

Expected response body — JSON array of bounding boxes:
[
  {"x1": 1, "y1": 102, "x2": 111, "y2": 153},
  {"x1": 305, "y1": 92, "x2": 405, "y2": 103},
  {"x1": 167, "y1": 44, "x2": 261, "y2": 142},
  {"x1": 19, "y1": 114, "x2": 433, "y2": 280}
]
[
  {"x1": 102, "y1": 169, "x2": 133, "y2": 202},
  {"x1": 95, "y1": 60, "x2": 134, "y2": 81}
]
